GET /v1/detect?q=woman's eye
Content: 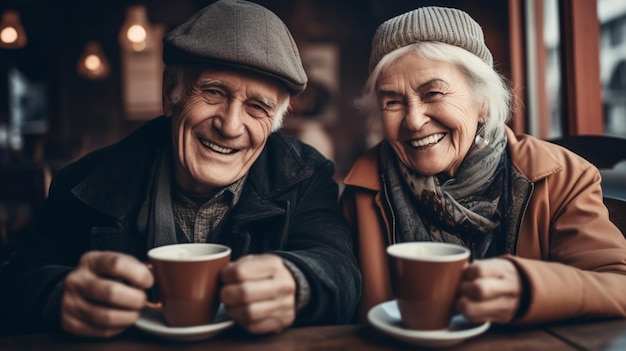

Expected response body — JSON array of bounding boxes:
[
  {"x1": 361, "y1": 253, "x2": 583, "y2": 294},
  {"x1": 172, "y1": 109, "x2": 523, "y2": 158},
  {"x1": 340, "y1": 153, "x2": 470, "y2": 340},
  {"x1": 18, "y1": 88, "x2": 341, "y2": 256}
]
[
  {"x1": 382, "y1": 100, "x2": 403, "y2": 111},
  {"x1": 424, "y1": 91, "x2": 443, "y2": 99}
]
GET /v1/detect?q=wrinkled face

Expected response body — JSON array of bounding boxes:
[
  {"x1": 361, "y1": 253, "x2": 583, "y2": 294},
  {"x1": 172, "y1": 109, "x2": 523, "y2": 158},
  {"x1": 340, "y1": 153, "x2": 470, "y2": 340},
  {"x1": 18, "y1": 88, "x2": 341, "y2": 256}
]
[
  {"x1": 166, "y1": 69, "x2": 281, "y2": 195},
  {"x1": 377, "y1": 53, "x2": 484, "y2": 177}
]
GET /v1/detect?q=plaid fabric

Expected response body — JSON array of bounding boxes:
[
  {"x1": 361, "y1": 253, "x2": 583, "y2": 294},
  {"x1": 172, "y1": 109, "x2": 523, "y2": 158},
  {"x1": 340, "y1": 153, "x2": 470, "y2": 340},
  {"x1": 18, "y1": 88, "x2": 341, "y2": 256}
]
[{"x1": 172, "y1": 176, "x2": 246, "y2": 243}]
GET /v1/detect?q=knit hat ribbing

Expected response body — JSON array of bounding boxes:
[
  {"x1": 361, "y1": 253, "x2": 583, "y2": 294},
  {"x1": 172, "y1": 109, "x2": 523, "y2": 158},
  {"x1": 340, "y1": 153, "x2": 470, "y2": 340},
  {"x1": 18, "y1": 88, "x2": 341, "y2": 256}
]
[{"x1": 369, "y1": 6, "x2": 493, "y2": 72}]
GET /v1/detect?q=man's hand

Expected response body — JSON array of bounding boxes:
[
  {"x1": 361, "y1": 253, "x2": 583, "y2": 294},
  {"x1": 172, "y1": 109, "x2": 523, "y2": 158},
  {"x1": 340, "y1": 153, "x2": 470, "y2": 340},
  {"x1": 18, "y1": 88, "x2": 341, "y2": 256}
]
[
  {"x1": 220, "y1": 254, "x2": 296, "y2": 334},
  {"x1": 61, "y1": 251, "x2": 154, "y2": 338},
  {"x1": 456, "y1": 258, "x2": 523, "y2": 324}
]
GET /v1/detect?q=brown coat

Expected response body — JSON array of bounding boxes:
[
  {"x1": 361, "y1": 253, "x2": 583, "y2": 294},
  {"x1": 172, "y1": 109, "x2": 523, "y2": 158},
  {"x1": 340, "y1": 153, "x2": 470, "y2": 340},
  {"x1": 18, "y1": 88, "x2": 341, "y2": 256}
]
[{"x1": 342, "y1": 126, "x2": 626, "y2": 325}]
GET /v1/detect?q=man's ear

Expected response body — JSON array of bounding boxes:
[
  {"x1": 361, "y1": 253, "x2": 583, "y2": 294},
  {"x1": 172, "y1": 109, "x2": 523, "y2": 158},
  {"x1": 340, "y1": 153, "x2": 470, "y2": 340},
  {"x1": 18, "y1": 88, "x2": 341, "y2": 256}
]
[{"x1": 162, "y1": 93, "x2": 173, "y2": 117}]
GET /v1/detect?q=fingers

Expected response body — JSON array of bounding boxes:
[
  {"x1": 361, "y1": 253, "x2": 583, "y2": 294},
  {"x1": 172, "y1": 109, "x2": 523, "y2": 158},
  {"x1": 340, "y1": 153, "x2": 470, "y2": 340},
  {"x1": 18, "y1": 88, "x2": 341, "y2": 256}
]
[
  {"x1": 460, "y1": 259, "x2": 521, "y2": 298},
  {"x1": 61, "y1": 251, "x2": 153, "y2": 338},
  {"x1": 462, "y1": 258, "x2": 509, "y2": 280},
  {"x1": 226, "y1": 295, "x2": 295, "y2": 334},
  {"x1": 64, "y1": 270, "x2": 149, "y2": 310},
  {"x1": 456, "y1": 258, "x2": 523, "y2": 324},
  {"x1": 83, "y1": 251, "x2": 154, "y2": 289},
  {"x1": 221, "y1": 254, "x2": 284, "y2": 283},
  {"x1": 220, "y1": 254, "x2": 297, "y2": 334},
  {"x1": 67, "y1": 251, "x2": 151, "y2": 308},
  {"x1": 221, "y1": 270, "x2": 295, "y2": 305},
  {"x1": 456, "y1": 294, "x2": 520, "y2": 324},
  {"x1": 61, "y1": 294, "x2": 141, "y2": 338}
]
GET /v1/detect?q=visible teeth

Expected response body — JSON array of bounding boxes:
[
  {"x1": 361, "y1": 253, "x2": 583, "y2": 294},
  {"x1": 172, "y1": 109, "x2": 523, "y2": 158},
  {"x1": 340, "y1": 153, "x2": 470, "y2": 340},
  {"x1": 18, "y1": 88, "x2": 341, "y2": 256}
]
[
  {"x1": 410, "y1": 133, "x2": 445, "y2": 148},
  {"x1": 199, "y1": 139, "x2": 235, "y2": 154}
]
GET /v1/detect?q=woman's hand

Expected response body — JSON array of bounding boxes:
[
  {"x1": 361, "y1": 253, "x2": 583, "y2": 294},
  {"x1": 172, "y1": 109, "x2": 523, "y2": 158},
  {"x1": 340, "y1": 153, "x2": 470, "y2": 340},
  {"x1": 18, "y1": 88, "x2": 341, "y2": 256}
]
[
  {"x1": 220, "y1": 254, "x2": 296, "y2": 334},
  {"x1": 61, "y1": 251, "x2": 154, "y2": 338},
  {"x1": 456, "y1": 258, "x2": 524, "y2": 324}
]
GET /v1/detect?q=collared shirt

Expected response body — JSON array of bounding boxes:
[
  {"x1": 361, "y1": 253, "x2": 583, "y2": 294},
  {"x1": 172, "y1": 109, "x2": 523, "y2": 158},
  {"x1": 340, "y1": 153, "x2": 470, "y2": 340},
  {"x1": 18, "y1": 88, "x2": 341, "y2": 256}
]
[
  {"x1": 170, "y1": 174, "x2": 310, "y2": 309},
  {"x1": 172, "y1": 175, "x2": 247, "y2": 243}
]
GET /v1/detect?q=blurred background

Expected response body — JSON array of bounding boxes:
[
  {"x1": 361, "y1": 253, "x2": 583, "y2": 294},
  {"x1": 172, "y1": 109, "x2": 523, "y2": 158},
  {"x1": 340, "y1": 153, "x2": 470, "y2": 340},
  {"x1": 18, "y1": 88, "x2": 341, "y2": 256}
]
[
  {"x1": 0, "y1": 0, "x2": 512, "y2": 177},
  {"x1": 0, "y1": 0, "x2": 625, "y2": 255},
  {"x1": 0, "y1": 0, "x2": 624, "y2": 175}
]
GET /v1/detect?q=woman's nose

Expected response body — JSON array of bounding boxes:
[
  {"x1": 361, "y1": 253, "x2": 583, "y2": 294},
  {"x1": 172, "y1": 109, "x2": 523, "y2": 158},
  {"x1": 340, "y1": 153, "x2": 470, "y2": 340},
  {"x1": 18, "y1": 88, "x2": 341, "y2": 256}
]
[{"x1": 403, "y1": 103, "x2": 430, "y2": 130}]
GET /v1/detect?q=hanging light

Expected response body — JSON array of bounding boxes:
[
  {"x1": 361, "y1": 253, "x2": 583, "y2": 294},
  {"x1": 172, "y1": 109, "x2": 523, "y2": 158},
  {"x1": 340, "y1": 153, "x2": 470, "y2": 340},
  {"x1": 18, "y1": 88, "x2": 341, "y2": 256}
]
[
  {"x1": 0, "y1": 10, "x2": 27, "y2": 49},
  {"x1": 119, "y1": 5, "x2": 153, "y2": 52},
  {"x1": 76, "y1": 41, "x2": 110, "y2": 80}
]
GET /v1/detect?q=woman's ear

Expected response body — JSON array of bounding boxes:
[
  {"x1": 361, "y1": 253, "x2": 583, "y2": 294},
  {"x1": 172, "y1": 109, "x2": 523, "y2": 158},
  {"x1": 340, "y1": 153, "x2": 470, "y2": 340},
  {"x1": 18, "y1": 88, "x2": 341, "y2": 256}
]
[{"x1": 478, "y1": 103, "x2": 488, "y2": 124}]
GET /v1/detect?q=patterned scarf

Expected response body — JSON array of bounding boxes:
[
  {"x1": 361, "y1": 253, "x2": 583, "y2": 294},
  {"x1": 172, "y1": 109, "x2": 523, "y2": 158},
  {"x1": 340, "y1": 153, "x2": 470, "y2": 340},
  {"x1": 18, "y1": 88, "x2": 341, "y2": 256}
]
[{"x1": 381, "y1": 126, "x2": 508, "y2": 258}]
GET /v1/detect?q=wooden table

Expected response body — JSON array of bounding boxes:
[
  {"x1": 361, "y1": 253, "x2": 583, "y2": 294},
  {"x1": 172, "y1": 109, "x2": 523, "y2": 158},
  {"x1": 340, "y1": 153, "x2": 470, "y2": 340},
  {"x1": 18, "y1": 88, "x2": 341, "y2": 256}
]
[
  {"x1": 6, "y1": 319, "x2": 626, "y2": 351},
  {"x1": 545, "y1": 318, "x2": 626, "y2": 351}
]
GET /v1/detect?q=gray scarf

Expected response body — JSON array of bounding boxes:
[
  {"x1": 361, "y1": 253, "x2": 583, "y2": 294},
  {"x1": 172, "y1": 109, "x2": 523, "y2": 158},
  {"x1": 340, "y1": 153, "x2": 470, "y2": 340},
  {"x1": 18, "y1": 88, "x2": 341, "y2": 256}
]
[{"x1": 381, "y1": 126, "x2": 508, "y2": 258}]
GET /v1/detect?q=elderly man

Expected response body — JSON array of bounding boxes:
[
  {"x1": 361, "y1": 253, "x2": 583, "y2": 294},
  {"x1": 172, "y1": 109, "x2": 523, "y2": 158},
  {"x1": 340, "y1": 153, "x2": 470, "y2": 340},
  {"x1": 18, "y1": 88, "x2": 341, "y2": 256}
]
[{"x1": 0, "y1": 0, "x2": 360, "y2": 338}]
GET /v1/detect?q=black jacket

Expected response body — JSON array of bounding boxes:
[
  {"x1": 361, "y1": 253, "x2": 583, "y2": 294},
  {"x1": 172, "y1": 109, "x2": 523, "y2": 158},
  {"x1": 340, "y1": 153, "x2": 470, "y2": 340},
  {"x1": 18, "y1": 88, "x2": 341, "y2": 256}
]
[{"x1": 0, "y1": 116, "x2": 361, "y2": 332}]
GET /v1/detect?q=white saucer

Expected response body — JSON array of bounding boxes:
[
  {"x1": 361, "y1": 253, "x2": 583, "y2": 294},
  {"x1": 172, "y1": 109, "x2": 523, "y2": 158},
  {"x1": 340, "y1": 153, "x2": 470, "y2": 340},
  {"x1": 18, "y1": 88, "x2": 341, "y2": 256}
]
[
  {"x1": 134, "y1": 304, "x2": 235, "y2": 342},
  {"x1": 367, "y1": 300, "x2": 490, "y2": 348}
]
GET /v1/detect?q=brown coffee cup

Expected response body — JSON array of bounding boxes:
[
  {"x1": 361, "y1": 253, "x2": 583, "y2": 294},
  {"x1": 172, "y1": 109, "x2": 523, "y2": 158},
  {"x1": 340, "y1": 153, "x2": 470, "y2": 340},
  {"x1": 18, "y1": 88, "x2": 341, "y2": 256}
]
[
  {"x1": 387, "y1": 242, "x2": 470, "y2": 330},
  {"x1": 146, "y1": 243, "x2": 231, "y2": 327}
]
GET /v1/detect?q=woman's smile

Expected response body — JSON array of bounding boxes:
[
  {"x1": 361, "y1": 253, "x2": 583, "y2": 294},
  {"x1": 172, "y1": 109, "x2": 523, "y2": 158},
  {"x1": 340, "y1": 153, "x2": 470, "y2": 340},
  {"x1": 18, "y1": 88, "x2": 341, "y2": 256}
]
[{"x1": 407, "y1": 133, "x2": 446, "y2": 148}]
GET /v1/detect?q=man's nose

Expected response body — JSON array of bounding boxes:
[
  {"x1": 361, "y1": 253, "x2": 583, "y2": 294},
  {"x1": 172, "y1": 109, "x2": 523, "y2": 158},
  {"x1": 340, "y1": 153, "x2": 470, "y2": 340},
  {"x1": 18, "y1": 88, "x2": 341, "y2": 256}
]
[{"x1": 215, "y1": 100, "x2": 245, "y2": 137}]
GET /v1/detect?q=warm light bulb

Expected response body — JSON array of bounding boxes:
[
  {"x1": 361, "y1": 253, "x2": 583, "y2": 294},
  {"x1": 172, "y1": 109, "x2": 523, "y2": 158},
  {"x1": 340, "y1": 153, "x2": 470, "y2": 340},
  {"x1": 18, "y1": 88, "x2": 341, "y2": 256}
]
[
  {"x1": 127, "y1": 24, "x2": 146, "y2": 43},
  {"x1": 0, "y1": 26, "x2": 17, "y2": 44},
  {"x1": 119, "y1": 5, "x2": 154, "y2": 52},
  {"x1": 0, "y1": 10, "x2": 27, "y2": 49},
  {"x1": 77, "y1": 41, "x2": 110, "y2": 80},
  {"x1": 84, "y1": 54, "x2": 102, "y2": 71}
]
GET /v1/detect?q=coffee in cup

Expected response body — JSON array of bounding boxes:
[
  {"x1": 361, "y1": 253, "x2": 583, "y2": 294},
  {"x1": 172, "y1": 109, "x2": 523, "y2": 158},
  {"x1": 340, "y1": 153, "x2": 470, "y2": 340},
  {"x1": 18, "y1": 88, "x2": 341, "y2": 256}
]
[
  {"x1": 147, "y1": 243, "x2": 231, "y2": 327},
  {"x1": 387, "y1": 242, "x2": 470, "y2": 330}
]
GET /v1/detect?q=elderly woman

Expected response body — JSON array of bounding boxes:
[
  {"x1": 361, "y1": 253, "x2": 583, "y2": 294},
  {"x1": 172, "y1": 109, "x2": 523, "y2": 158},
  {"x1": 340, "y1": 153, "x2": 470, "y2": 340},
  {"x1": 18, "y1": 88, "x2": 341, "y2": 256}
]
[{"x1": 342, "y1": 6, "x2": 626, "y2": 326}]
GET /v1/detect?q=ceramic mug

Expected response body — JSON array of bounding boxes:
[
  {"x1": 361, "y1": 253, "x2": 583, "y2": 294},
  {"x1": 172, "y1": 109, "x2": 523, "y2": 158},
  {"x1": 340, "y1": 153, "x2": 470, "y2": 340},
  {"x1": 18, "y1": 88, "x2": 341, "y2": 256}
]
[
  {"x1": 146, "y1": 243, "x2": 231, "y2": 327},
  {"x1": 387, "y1": 242, "x2": 470, "y2": 330}
]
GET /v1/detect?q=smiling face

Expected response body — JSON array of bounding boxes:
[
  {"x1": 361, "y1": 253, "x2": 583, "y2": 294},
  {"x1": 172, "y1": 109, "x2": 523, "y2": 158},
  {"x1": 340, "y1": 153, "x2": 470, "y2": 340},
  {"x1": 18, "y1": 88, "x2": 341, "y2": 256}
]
[
  {"x1": 165, "y1": 68, "x2": 284, "y2": 196},
  {"x1": 377, "y1": 52, "x2": 485, "y2": 177}
]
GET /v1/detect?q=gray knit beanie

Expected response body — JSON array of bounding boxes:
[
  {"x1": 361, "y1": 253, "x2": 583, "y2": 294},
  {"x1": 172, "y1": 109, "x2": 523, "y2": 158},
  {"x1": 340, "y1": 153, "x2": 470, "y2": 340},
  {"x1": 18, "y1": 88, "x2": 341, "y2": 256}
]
[
  {"x1": 163, "y1": 0, "x2": 307, "y2": 94},
  {"x1": 369, "y1": 6, "x2": 493, "y2": 72}
]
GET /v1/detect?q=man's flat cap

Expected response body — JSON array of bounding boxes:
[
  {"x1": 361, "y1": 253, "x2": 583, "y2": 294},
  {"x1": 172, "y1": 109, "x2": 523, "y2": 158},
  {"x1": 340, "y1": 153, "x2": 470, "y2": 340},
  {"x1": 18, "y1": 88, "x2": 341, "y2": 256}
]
[{"x1": 163, "y1": 0, "x2": 307, "y2": 94}]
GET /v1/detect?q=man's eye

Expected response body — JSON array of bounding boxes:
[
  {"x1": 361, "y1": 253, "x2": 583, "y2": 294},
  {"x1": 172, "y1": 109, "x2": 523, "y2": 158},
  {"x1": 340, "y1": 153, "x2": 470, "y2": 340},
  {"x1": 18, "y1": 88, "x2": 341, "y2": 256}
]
[
  {"x1": 203, "y1": 89, "x2": 226, "y2": 103},
  {"x1": 246, "y1": 103, "x2": 269, "y2": 118},
  {"x1": 205, "y1": 89, "x2": 222, "y2": 96}
]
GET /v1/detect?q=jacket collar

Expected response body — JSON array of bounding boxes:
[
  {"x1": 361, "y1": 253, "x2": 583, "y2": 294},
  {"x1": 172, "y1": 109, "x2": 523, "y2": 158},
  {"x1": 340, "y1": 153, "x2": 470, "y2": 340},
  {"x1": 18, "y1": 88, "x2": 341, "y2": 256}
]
[
  {"x1": 343, "y1": 126, "x2": 564, "y2": 191},
  {"x1": 72, "y1": 117, "x2": 167, "y2": 222},
  {"x1": 504, "y1": 126, "x2": 563, "y2": 182},
  {"x1": 246, "y1": 132, "x2": 314, "y2": 197},
  {"x1": 72, "y1": 117, "x2": 313, "y2": 222},
  {"x1": 343, "y1": 143, "x2": 383, "y2": 192}
]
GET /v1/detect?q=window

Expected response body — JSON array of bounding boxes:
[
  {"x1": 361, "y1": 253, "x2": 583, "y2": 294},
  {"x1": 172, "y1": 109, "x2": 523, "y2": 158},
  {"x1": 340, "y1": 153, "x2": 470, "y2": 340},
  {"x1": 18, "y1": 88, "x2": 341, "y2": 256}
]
[{"x1": 599, "y1": 0, "x2": 626, "y2": 137}]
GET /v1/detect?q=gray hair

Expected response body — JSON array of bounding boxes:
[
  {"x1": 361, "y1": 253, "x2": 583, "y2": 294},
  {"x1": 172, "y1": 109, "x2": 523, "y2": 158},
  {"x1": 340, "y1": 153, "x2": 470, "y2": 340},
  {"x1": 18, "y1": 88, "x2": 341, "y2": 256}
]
[
  {"x1": 163, "y1": 66, "x2": 291, "y2": 132},
  {"x1": 357, "y1": 41, "x2": 513, "y2": 142}
]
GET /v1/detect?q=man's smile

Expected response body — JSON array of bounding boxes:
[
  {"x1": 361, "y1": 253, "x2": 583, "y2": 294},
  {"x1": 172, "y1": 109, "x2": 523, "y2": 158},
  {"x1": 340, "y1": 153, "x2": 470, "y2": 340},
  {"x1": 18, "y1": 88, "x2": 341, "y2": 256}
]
[{"x1": 198, "y1": 138, "x2": 238, "y2": 154}]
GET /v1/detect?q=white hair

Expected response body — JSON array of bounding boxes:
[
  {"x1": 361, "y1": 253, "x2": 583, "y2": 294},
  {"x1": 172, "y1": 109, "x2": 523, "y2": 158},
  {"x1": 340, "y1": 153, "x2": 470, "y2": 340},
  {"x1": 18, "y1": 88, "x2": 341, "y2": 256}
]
[{"x1": 356, "y1": 42, "x2": 513, "y2": 142}]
